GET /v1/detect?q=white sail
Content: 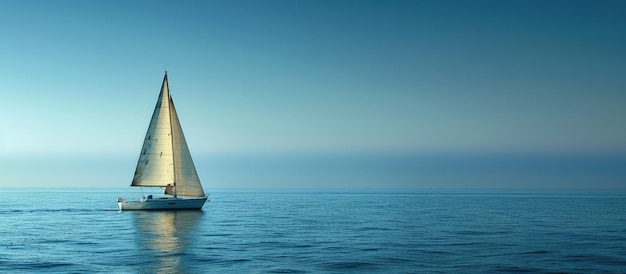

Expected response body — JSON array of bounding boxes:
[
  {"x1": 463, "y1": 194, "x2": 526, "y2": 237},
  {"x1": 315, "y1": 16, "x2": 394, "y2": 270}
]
[
  {"x1": 132, "y1": 74, "x2": 175, "y2": 188},
  {"x1": 167, "y1": 97, "x2": 205, "y2": 197},
  {"x1": 131, "y1": 73, "x2": 205, "y2": 197}
]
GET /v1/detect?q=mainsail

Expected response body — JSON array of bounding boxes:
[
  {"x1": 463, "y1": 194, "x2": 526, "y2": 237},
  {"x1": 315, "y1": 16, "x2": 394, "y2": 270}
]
[
  {"x1": 168, "y1": 97, "x2": 205, "y2": 197},
  {"x1": 131, "y1": 73, "x2": 205, "y2": 197}
]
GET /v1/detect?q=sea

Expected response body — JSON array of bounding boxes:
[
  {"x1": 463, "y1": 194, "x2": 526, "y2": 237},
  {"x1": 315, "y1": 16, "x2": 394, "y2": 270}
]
[{"x1": 1, "y1": 188, "x2": 626, "y2": 273}]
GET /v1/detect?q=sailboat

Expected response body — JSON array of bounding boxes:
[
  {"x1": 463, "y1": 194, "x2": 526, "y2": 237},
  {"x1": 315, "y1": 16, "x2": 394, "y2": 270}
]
[{"x1": 117, "y1": 72, "x2": 208, "y2": 210}]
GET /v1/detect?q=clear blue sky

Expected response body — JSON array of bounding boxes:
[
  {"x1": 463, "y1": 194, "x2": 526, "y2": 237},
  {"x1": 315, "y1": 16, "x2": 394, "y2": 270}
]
[{"x1": 1, "y1": 0, "x2": 625, "y2": 188}]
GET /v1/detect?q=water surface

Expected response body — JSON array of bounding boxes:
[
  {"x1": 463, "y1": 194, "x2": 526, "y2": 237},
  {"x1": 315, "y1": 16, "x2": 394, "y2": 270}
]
[{"x1": 1, "y1": 188, "x2": 625, "y2": 272}]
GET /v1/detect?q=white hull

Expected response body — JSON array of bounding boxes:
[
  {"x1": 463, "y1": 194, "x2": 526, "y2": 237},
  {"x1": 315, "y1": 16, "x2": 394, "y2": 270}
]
[{"x1": 117, "y1": 196, "x2": 208, "y2": 211}]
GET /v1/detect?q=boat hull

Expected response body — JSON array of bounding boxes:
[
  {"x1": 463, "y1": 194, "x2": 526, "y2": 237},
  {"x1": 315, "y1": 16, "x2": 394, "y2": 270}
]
[{"x1": 117, "y1": 196, "x2": 208, "y2": 211}]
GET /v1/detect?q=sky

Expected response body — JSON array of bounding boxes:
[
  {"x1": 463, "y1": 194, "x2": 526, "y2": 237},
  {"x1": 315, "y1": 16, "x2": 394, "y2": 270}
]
[{"x1": 1, "y1": 0, "x2": 625, "y2": 189}]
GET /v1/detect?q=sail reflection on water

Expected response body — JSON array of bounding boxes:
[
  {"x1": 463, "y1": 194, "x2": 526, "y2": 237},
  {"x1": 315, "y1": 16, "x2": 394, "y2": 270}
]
[{"x1": 131, "y1": 211, "x2": 204, "y2": 273}]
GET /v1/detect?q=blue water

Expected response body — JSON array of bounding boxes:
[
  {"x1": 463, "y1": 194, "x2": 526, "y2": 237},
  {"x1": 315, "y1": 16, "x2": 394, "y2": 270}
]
[{"x1": 1, "y1": 188, "x2": 626, "y2": 273}]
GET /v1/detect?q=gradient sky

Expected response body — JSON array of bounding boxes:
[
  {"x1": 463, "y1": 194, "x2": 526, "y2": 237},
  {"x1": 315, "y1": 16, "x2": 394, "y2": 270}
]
[{"x1": 1, "y1": 1, "x2": 625, "y2": 188}]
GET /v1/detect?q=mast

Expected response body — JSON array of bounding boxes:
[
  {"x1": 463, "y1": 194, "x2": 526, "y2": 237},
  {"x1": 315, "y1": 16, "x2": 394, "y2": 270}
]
[{"x1": 165, "y1": 71, "x2": 178, "y2": 198}]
